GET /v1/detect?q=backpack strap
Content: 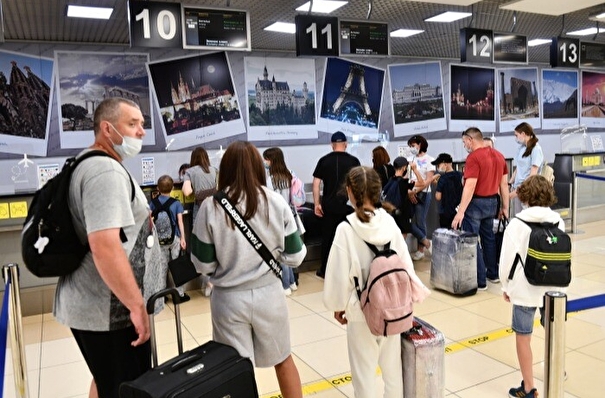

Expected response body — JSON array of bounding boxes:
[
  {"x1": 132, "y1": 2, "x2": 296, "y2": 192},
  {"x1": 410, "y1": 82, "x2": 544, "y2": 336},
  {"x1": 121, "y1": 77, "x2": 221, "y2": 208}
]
[
  {"x1": 75, "y1": 150, "x2": 136, "y2": 202},
  {"x1": 151, "y1": 197, "x2": 176, "y2": 219},
  {"x1": 507, "y1": 217, "x2": 559, "y2": 281},
  {"x1": 344, "y1": 219, "x2": 392, "y2": 299}
]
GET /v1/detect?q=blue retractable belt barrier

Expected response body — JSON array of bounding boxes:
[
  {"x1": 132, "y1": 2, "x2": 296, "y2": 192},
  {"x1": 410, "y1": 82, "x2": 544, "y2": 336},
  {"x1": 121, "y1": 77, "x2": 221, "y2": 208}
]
[
  {"x1": 566, "y1": 294, "x2": 605, "y2": 313},
  {"x1": 0, "y1": 274, "x2": 11, "y2": 396}
]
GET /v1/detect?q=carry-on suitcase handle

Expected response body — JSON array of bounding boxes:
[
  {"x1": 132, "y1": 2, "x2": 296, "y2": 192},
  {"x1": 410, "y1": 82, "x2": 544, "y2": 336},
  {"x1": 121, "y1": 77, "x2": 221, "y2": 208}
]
[{"x1": 147, "y1": 288, "x2": 186, "y2": 367}]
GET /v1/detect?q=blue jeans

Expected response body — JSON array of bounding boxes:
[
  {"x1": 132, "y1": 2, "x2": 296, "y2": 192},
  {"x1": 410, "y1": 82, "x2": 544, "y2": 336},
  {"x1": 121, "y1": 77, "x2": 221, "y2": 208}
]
[
  {"x1": 280, "y1": 264, "x2": 295, "y2": 289},
  {"x1": 411, "y1": 191, "x2": 432, "y2": 246},
  {"x1": 461, "y1": 196, "x2": 498, "y2": 287}
]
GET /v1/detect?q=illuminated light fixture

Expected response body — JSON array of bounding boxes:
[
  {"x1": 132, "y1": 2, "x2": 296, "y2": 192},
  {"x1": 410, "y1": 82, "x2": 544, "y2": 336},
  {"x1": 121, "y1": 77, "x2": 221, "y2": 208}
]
[
  {"x1": 295, "y1": 1, "x2": 348, "y2": 14},
  {"x1": 390, "y1": 29, "x2": 424, "y2": 38},
  {"x1": 528, "y1": 39, "x2": 552, "y2": 47},
  {"x1": 589, "y1": 11, "x2": 605, "y2": 21},
  {"x1": 67, "y1": 5, "x2": 113, "y2": 19},
  {"x1": 567, "y1": 27, "x2": 605, "y2": 36},
  {"x1": 425, "y1": 11, "x2": 472, "y2": 23},
  {"x1": 264, "y1": 22, "x2": 296, "y2": 34}
]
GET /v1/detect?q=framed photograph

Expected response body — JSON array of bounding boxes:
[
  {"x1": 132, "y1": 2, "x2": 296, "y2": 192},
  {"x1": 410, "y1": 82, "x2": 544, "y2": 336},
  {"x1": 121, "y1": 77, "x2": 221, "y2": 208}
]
[
  {"x1": 56, "y1": 51, "x2": 154, "y2": 149},
  {"x1": 147, "y1": 51, "x2": 245, "y2": 150},
  {"x1": 497, "y1": 67, "x2": 540, "y2": 132},
  {"x1": 0, "y1": 50, "x2": 54, "y2": 156},
  {"x1": 581, "y1": 70, "x2": 605, "y2": 128},
  {"x1": 449, "y1": 64, "x2": 496, "y2": 133},
  {"x1": 318, "y1": 57, "x2": 385, "y2": 140},
  {"x1": 244, "y1": 56, "x2": 317, "y2": 141},
  {"x1": 541, "y1": 69, "x2": 579, "y2": 131},
  {"x1": 388, "y1": 61, "x2": 446, "y2": 137}
]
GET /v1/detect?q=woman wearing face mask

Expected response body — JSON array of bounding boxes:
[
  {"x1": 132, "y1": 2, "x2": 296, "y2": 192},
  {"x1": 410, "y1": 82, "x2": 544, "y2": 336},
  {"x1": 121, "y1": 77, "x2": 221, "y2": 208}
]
[
  {"x1": 509, "y1": 122, "x2": 544, "y2": 216},
  {"x1": 406, "y1": 135, "x2": 435, "y2": 261}
]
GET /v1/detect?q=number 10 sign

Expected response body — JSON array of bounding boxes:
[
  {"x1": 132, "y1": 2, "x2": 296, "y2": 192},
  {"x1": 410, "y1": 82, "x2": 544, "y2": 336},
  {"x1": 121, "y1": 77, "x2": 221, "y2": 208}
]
[
  {"x1": 295, "y1": 15, "x2": 339, "y2": 56},
  {"x1": 128, "y1": 1, "x2": 183, "y2": 48}
]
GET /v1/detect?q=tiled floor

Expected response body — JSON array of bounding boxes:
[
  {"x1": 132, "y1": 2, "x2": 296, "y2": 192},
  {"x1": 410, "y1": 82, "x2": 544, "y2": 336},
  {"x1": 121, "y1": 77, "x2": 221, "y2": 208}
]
[{"x1": 4, "y1": 220, "x2": 605, "y2": 397}]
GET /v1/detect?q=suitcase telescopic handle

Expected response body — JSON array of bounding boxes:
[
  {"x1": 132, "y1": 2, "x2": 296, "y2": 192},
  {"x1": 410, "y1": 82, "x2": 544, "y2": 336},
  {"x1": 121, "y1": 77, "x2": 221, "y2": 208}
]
[{"x1": 147, "y1": 288, "x2": 185, "y2": 367}]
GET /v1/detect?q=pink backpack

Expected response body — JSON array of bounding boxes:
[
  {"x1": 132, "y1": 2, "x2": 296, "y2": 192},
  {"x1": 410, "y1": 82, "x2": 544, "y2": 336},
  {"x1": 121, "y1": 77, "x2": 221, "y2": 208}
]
[
  {"x1": 354, "y1": 241, "x2": 414, "y2": 336},
  {"x1": 290, "y1": 174, "x2": 306, "y2": 208}
]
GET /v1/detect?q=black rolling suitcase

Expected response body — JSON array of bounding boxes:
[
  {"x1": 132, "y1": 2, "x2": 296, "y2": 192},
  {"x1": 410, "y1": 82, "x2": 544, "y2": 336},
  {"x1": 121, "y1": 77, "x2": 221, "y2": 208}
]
[{"x1": 120, "y1": 288, "x2": 259, "y2": 398}]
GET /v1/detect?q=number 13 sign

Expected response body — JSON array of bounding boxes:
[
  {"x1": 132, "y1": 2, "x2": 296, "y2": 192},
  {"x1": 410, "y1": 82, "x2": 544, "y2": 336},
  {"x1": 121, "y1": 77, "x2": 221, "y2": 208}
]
[
  {"x1": 128, "y1": 1, "x2": 182, "y2": 48},
  {"x1": 295, "y1": 15, "x2": 339, "y2": 56}
]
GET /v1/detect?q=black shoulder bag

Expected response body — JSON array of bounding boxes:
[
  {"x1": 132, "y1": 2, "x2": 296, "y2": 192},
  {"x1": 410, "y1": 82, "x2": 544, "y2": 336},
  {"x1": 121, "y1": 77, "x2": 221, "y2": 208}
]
[{"x1": 213, "y1": 191, "x2": 282, "y2": 279}]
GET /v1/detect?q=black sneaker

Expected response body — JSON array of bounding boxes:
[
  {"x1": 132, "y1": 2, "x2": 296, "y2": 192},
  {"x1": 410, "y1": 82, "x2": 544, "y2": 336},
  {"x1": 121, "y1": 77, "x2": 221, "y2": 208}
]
[
  {"x1": 509, "y1": 381, "x2": 538, "y2": 398},
  {"x1": 178, "y1": 293, "x2": 191, "y2": 303}
]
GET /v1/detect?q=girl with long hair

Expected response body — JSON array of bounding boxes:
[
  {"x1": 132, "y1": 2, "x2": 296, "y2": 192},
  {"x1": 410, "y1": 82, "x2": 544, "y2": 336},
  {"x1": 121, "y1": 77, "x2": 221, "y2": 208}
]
[
  {"x1": 191, "y1": 141, "x2": 306, "y2": 398},
  {"x1": 509, "y1": 122, "x2": 544, "y2": 216}
]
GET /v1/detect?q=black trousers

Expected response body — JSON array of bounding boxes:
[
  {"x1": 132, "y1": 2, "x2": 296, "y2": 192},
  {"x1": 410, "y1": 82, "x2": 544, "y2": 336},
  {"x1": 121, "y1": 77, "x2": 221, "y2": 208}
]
[{"x1": 319, "y1": 211, "x2": 350, "y2": 276}]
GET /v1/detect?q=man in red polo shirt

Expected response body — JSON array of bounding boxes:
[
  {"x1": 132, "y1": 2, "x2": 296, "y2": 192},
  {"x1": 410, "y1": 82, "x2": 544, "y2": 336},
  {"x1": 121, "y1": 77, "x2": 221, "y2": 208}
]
[{"x1": 452, "y1": 127, "x2": 509, "y2": 290}]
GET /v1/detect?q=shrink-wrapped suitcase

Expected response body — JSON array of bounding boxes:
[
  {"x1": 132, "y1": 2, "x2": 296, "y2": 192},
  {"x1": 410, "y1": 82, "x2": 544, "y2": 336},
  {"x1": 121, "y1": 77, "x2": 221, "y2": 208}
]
[
  {"x1": 401, "y1": 317, "x2": 445, "y2": 398},
  {"x1": 430, "y1": 228, "x2": 478, "y2": 295},
  {"x1": 120, "y1": 289, "x2": 258, "y2": 398}
]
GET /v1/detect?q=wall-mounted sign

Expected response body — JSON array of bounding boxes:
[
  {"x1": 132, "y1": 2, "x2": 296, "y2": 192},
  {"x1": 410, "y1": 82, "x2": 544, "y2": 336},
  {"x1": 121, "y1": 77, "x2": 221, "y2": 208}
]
[
  {"x1": 460, "y1": 28, "x2": 493, "y2": 64},
  {"x1": 128, "y1": 1, "x2": 183, "y2": 48},
  {"x1": 550, "y1": 36, "x2": 580, "y2": 68},
  {"x1": 295, "y1": 15, "x2": 339, "y2": 56}
]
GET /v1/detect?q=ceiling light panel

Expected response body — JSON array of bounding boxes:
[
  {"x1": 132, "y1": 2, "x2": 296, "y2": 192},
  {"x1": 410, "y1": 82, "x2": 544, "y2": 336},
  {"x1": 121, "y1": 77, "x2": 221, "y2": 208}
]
[
  {"x1": 425, "y1": 11, "x2": 472, "y2": 22},
  {"x1": 295, "y1": 1, "x2": 348, "y2": 14},
  {"x1": 67, "y1": 5, "x2": 113, "y2": 20}
]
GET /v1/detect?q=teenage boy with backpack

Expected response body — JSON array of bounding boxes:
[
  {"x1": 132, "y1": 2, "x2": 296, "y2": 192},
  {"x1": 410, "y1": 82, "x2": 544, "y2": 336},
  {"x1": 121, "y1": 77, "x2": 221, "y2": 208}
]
[
  {"x1": 151, "y1": 175, "x2": 189, "y2": 302},
  {"x1": 499, "y1": 175, "x2": 568, "y2": 398}
]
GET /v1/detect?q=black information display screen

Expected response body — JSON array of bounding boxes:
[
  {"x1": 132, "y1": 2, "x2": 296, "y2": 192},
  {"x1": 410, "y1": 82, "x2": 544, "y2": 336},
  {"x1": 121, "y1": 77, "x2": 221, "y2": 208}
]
[
  {"x1": 339, "y1": 20, "x2": 389, "y2": 56},
  {"x1": 182, "y1": 6, "x2": 251, "y2": 51},
  {"x1": 580, "y1": 41, "x2": 605, "y2": 68},
  {"x1": 295, "y1": 15, "x2": 339, "y2": 56},
  {"x1": 493, "y1": 33, "x2": 527, "y2": 64}
]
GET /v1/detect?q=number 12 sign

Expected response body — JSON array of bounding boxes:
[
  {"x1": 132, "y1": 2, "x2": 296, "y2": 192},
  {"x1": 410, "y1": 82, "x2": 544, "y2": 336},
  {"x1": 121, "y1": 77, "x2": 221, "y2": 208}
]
[
  {"x1": 295, "y1": 15, "x2": 339, "y2": 56},
  {"x1": 460, "y1": 28, "x2": 493, "y2": 64},
  {"x1": 128, "y1": 1, "x2": 182, "y2": 48}
]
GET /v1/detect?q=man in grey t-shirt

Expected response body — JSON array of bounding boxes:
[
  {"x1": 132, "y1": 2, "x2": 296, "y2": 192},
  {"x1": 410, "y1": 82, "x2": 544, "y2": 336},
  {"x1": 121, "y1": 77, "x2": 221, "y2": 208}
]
[{"x1": 54, "y1": 98, "x2": 165, "y2": 397}]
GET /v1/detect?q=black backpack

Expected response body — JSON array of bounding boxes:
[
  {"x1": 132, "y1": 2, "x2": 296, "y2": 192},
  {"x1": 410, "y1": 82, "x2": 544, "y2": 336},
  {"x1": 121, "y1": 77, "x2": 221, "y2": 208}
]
[
  {"x1": 21, "y1": 151, "x2": 134, "y2": 278},
  {"x1": 381, "y1": 177, "x2": 402, "y2": 208},
  {"x1": 507, "y1": 218, "x2": 572, "y2": 287},
  {"x1": 151, "y1": 197, "x2": 177, "y2": 245}
]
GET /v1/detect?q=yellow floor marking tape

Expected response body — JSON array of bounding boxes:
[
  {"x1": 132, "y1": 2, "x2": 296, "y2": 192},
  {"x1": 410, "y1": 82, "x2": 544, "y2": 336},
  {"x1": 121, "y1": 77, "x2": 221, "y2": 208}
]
[{"x1": 261, "y1": 315, "x2": 574, "y2": 397}]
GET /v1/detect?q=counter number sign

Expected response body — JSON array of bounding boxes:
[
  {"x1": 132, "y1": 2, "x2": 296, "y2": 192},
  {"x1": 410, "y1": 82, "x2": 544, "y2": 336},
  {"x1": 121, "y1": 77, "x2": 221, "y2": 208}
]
[
  {"x1": 460, "y1": 28, "x2": 493, "y2": 63},
  {"x1": 295, "y1": 15, "x2": 339, "y2": 56},
  {"x1": 128, "y1": 1, "x2": 182, "y2": 48},
  {"x1": 550, "y1": 37, "x2": 580, "y2": 68}
]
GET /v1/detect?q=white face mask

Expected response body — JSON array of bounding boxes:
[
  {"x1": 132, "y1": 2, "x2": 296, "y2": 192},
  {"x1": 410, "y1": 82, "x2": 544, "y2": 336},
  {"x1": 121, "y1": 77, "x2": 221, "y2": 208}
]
[
  {"x1": 515, "y1": 137, "x2": 525, "y2": 146},
  {"x1": 409, "y1": 147, "x2": 419, "y2": 156},
  {"x1": 109, "y1": 123, "x2": 142, "y2": 159},
  {"x1": 464, "y1": 144, "x2": 472, "y2": 153}
]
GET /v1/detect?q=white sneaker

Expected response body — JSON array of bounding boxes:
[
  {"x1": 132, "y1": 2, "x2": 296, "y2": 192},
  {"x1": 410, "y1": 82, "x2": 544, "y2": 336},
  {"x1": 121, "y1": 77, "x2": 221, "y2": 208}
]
[
  {"x1": 284, "y1": 288, "x2": 292, "y2": 296},
  {"x1": 289, "y1": 283, "x2": 298, "y2": 291},
  {"x1": 411, "y1": 251, "x2": 425, "y2": 261}
]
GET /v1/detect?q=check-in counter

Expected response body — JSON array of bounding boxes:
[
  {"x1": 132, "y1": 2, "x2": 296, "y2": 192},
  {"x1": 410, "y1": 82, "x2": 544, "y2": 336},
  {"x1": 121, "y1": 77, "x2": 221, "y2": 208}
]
[{"x1": 552, "y1": 152, "x2": 605, "y2": 230}]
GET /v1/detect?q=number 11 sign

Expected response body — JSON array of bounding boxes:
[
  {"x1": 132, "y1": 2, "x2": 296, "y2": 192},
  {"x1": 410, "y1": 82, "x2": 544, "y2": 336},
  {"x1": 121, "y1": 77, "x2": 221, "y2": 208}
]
[
  {"x1": 295, "y1": 15, "x2": 339, "y2": 56},
  {"x1": 128, "y1": 1, "x2": 183, "y2": 48}
]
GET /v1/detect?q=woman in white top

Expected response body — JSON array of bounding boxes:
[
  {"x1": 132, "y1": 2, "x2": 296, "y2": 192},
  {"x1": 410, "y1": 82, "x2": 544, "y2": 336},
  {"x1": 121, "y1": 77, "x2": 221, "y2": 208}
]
[
  {"x1": 509, "y1": 122, "x2": 544, "y2": 216},
  {"x1": 406, "y1": 135, "x2": 436, "y2": 260}
]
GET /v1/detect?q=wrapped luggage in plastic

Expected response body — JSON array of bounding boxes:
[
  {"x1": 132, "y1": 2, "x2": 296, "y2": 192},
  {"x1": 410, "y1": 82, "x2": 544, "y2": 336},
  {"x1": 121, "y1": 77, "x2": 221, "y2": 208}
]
[
  {"x1": 401, "y1": 317, "x2": 445, "y2": 398},
  {"x1": 430, "y1": 228, "x2": 478, "y2": 295}
]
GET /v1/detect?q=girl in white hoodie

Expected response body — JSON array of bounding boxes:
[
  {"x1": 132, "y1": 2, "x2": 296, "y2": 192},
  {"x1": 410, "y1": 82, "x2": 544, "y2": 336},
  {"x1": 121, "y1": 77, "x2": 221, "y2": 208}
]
[
  {"x1": 499, "y1": 175, "x2": 566, "y2": 398},
  {"x1": 323, "y1": 166, "x2": 430, "y2": 398}
]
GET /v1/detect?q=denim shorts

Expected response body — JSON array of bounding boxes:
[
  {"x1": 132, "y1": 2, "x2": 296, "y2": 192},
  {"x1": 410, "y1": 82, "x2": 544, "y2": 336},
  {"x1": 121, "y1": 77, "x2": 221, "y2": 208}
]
[{"x1": 512, "y1": 304, "x2": 538, "y2": 335}]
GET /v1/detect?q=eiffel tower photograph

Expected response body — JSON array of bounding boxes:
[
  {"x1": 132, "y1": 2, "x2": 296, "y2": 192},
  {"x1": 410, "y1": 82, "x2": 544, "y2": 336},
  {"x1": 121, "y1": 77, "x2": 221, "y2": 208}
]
[{"x1": 319, "y1": 58, "x2": 384, "y2": 129}]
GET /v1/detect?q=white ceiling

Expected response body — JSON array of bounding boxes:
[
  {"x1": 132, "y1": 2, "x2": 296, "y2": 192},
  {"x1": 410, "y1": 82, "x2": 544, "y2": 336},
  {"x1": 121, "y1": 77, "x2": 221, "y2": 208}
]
[{"x1": 499, "y1": 0, "x2": 605, "y2": 17}]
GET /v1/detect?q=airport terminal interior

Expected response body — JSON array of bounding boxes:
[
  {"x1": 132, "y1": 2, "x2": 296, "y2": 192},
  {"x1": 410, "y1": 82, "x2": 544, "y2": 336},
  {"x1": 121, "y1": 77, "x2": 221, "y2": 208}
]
[{"x1": 2, "y1": 218, "x2": 604, "y2": 398}]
